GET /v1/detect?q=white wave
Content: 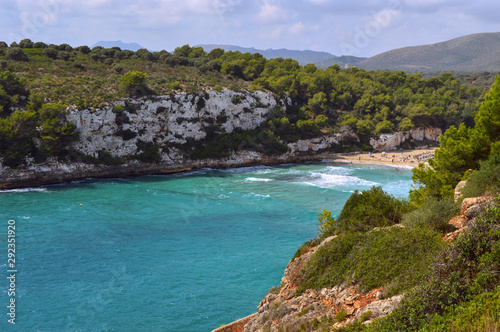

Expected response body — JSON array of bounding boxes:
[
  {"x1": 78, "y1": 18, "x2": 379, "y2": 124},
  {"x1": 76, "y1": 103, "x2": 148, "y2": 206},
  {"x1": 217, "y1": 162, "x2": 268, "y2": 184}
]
[
  {"x1": 0, "y1": 187, "x2": 47, "y2": 193},
  {"x1": 321, "y1": 166, "x2": 353, "y2": 175},
  {"x1": 253, "y1": 193, "x2": 271, "y2": 198},
  {"x1": 301, "y1": 173, "x2": 378, "y2": 189},
  {"x1": 244, "y1": 192, "x2": 272, "y2": 199},
  {"x1": 245, "y1": 177, "x2": 274, "y2": 182}
]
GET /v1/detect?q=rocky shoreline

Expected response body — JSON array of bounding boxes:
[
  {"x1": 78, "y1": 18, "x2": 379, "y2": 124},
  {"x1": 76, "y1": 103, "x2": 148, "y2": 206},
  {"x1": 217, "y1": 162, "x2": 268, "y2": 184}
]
[{"x1": 0, "y1": 150, "x2": 338, "y2": 190}]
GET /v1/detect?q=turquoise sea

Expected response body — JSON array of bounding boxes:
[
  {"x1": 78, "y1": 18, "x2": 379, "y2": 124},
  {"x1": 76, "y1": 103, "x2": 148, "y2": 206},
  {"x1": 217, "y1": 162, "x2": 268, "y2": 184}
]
[{"x1": 0, "y1": 163, "x2": 413, "y2": 331}]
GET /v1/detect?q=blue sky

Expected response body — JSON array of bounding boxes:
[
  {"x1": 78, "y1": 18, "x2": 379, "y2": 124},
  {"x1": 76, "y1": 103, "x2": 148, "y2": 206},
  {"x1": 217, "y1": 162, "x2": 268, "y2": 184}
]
[{"x1": 1, "y1": 0, "x2": 500, "y2": 57}]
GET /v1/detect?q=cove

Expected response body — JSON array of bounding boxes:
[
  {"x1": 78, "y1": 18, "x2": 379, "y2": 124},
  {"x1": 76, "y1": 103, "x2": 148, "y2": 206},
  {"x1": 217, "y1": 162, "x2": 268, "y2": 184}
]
[{"x1": 0, "y1": 163, "x2": 412, "y2": 331}]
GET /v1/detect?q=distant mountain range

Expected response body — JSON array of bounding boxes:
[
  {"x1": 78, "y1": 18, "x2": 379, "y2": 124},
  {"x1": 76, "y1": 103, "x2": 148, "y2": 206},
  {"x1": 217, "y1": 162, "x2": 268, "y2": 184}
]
[
  {"x1": 196, "y1": 44, "x2": 337, "y2": 65},
  {"x1": 198, "y1": 33, "x2": 500, "y2": 72},
  {"x1": 91, "y1": 40, "x2": 144, "y2": 51},
  {"x1": 94, "y1": 32, "x2": 500, "y2": 72},
  {"x1": 358, "y1": 32, "x2": 500, "y2": 72}
]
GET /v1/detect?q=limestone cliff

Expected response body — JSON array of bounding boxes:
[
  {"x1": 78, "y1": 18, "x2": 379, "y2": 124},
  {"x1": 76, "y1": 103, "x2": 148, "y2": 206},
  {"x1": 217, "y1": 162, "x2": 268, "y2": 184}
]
[
  {"x1": 67, "y1": 89, "x2": 280, "y2": 158},
  {"x1": 369, "y1": 127, "x2": 442, "y2": 151},
  {"x1": 0, "y1": 89, "x2": 342, "y2": 189}
]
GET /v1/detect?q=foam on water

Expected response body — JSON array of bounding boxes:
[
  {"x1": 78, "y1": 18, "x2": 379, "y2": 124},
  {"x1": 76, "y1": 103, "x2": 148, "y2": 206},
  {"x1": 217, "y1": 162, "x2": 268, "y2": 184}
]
[
  {"x1": 302, "y1": 172, "x2": 379, "y2": 189},
  {"x1": 0, "y1": 187, "x2": 48, "y2": 193},
  {"x1": 245, "y1": 177, "x2": 274, "y2": 182}
]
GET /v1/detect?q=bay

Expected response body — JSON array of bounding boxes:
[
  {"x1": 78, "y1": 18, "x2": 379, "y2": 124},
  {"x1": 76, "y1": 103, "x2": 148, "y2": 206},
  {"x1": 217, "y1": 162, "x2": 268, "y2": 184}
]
[{"x1": 0, "y1": 163, "x2": 412, "y2": 331}]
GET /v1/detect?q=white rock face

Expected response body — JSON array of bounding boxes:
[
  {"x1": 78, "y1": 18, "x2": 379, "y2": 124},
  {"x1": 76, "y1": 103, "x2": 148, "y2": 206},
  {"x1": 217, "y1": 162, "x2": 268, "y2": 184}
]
[
  {"x1": 370, "y1": 127, "x2": 442, "y2": 151},
  {"x1": 0, "y1": 90, "x2": 346, "y2": 189},
  {"x1": 287, "y1": 136, "x2": 340, "y2": 154},
  {"x1": 67, "y1": 89, "x2": 281, "y2": 158}
]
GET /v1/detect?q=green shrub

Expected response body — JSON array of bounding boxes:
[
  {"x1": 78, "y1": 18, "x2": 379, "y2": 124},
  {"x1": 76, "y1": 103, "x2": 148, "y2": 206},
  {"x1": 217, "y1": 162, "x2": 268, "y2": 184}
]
[
  {"x1": 336, "y1": 309, "x2": 348, "y2": 322},
  {"x1": 422, "y1": 287, "x2": 500, "y2": 332},
  {"x1": 0, "y1": 110, "x2": 38, "y2": 167},
  {"x1": 170, "y1": 81, "x2": 181, "y2": 90},
  {"x1": 33, "y1": 41, "x2": 47, "y2": 49},
  {"x1": 120, "y1": 71, "x2": 149, "y2": 96},
  {"x1": 44, "y1": 47, "x2": 58, "y2": 59},
  {"x1": 231, "y1": 95, "x2": 242, "y2": 104},
  {"x1": 6, "y1": 47, "x2": 28, "y2": 61},
  {"x1": 38, "y1": 103, "x2": 79, "y2": 156},
  {"x1": 73, "y1": 62, "x2": 85, "y2": 70},
  {"x1": 317, "y1": 209, "x2": 337, "y2": 238},
  {"x1": 461, "y1": 153, "x2": 500, "y2": 198},
  {"x1": 97, "y1": 150, "x2": 124, "y2": 165},
  {"x1": 334, "y1": 186, "x2": 408, "y2": 234},
  {"x1": 113, "y1": 64, "x2": 123, "y2": 74},
  {"x1": 59, "y1": 51, "x2": 70, "y2": 61},
  {"x1": 359, "y1": 311, "x2": 373, "y2": 323},
  {"x1": 77, "y1": 45, "x2": 91, "y2": 54},
  {"x1": 135, "y1": 141, "x2": 161, "y2": 163},
  {"x1": 402, "y1": 197, "x2": 459, "y2": 232},
  {"x1": 370, "y1": 199, "x2": 500, "y2": 331},
  {"x1": 295, "y1": 226, "x2": 443, "y2": 295},
  {"x1": 19, "y1": 39, "x2": 33, "y2": 48}
]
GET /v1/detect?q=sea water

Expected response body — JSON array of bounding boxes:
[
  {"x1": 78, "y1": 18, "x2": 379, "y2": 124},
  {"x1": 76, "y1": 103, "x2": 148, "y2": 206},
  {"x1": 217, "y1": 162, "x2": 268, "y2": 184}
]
[{"x1": 0, "y1": 163, "x2": 413, "y2": 331}]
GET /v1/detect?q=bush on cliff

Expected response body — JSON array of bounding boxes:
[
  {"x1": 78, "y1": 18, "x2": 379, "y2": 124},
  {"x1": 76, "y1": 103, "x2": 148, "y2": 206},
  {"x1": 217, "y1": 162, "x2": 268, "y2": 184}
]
[
  {"x1": 321, "y1": 186, "x2": 409, "y2": 236},
  {"x1": 295, "y1": 226, "x2": 444, "y2": 296},
  {"x1": 0, "y1": 102, "x2": 78, "y2": 167},
  {"x1": 369, "y1": 198, "x2": 500, "y2": 331},
  {"x1": 402, "y1": 197, "x2": 459, "y2": 233},
  {"x1": 461, "y1": 153, "x2": 500, "y2": 199},
  {"x1": 119, "y1": 70, "x2": 152, "y2": 97}
]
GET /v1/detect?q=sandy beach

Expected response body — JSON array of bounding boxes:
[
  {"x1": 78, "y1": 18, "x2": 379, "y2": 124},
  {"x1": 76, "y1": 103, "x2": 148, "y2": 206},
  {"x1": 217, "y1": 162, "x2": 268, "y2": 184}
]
[{"x1": 333, "y1": 147, "x2": 438, "y2": 169}]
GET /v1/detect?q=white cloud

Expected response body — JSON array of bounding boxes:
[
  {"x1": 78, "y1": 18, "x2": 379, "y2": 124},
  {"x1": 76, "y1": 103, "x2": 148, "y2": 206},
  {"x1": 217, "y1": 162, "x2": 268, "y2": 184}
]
[
  {"x1": 288, "y1": 21, "x2": 305, "y2": 35},
  {"x1": 307, "y1": 0, "x2": 329, "y2": 4},
  {"x1": 1, "y1": 0, "x2": 499, "y2": 57},
  {"x1": 256, "y1": 1, "x2": 288, "y2": 23}
]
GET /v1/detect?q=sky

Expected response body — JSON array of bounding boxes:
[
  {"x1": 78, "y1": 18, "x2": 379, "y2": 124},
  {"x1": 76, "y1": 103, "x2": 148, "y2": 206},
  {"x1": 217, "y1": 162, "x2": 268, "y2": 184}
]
[{"x1": 1, "y1": 0, "x2": 500, "y2": 58}]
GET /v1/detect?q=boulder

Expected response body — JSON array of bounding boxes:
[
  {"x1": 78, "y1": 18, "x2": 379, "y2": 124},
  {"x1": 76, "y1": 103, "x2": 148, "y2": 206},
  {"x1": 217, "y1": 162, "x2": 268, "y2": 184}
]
[{"x1": 461, "y1": 196, "x2": 493, "y2": 220}]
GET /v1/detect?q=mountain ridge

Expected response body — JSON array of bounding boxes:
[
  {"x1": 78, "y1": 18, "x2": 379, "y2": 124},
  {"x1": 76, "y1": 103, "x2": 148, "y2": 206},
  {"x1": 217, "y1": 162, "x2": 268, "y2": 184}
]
[
  {"x1": 196, "y1": 32, "x2": 500, "y2": 72},
  {"x1": 358, "y1": 32, "x2": 500, "y2": 72},
  {"x1": 195, "y1": 44, "x2": 338, "y2": 65},
  {"x1": 91, "y1": 40, "x2": 144, "y2": 51},
  {"x1": 94, "y1": 32, "x2": 500, "y2": 72}
]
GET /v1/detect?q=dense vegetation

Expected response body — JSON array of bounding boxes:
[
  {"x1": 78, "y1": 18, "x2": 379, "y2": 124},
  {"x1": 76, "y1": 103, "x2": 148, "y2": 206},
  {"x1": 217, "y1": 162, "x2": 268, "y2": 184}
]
[
  {"x1": 0, "y1": 70, "x2": 78, "y2": 167},
  {"x1": 287, "y1": 77, "x2": 500, "y2": 331},
  {"x1": 0, "y1": 39, "x2": 492, "y2": 165},
  {"x1": 410, "y1": 76, "x2": 500, "y2": 203}
]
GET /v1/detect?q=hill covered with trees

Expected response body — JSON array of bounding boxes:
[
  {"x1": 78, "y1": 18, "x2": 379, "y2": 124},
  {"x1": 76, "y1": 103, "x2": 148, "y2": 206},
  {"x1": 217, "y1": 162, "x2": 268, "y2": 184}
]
[{"x1": 0, "y1": 39, "x2": 494, "y2": 169}]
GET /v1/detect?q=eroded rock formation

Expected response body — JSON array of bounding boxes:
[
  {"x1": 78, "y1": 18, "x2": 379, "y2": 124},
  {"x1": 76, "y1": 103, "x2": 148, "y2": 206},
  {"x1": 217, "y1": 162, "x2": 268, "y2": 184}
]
[{"x1": 370, "y1": 127, "x2": 442, "y2": 151}]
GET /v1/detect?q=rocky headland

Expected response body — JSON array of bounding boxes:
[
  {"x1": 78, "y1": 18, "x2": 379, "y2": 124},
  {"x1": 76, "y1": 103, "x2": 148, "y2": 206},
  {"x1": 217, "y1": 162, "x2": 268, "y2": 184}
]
[{"x1": 213, "y1": 181, "x2": 496, "y2": 332}]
